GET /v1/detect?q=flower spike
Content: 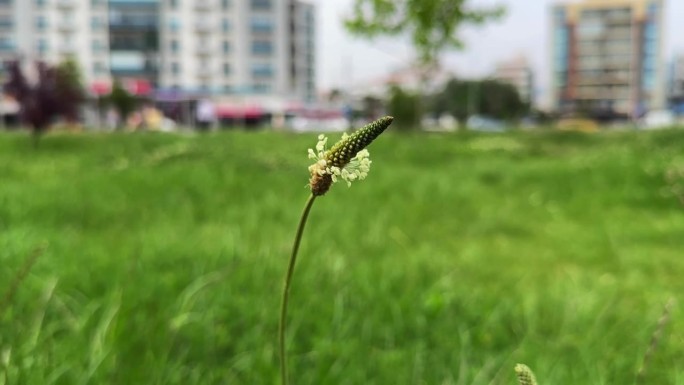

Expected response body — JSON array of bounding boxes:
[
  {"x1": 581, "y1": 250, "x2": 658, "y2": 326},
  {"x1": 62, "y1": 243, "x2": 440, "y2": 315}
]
[
  {"x1": 514, "y1": 364, "x2": 539, "y2": 385},
  {"x1": 308, "y1": 116, "x2": 393, "y2": 196}
]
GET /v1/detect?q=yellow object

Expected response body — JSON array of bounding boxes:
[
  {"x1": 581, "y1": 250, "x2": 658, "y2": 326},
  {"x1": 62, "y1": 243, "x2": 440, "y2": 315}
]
[{"x1": 556, "y1": 118, "x2": 599, "y2": 132}]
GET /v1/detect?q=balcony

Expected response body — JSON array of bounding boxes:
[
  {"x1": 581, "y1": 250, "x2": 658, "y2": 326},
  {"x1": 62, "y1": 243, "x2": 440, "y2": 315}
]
[
  {"x1": 196, "y1": 45, "x2": 212, "y2": 56},
  {"x1": 109, "y1": 17, "x2": 158, "y2": 30},
  {"x1": 56, "y1": 0, "x2": 75, "y2": 8},
  {"x1": 195, "y1": 23, "x2": 213, "y2": 34},
  {"x1": 0, "y1": 41, "x2": 15, "y2": 53},
  {"x1": 197, "y1": 68, "x2": 214, "y2": 78},
  {"x1": 58, "y1": 44, "x2": 78, "y2": 54},
  {"x1": 57, "y1": 21, "x2": 76, "y2": 32},
  {"x1": 195, "y1": 0, "x2": 212, "y2": 11},
  {"x1": 605, "y1": 11, "x2": 632, "y2": 25}
]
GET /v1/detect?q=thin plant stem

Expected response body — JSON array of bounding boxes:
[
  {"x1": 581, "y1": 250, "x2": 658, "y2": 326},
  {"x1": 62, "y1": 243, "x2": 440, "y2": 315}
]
[
  {"x1": 0, "y1": 244, "x2": 46, "y2": 319},
  {"x1": 279, "y1": 194, "x2": 316, "y2": 385}
]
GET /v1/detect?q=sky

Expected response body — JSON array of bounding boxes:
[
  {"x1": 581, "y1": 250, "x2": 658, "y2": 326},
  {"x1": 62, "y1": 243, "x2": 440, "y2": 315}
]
[{"x1": 312, "y1": 0, "x2": 684, "y2": 104}]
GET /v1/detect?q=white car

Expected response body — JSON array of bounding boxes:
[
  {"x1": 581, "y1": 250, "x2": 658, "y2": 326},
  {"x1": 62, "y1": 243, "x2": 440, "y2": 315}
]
[{"x1": 641, "y1": 110, "x2": 675, "y2": 129}]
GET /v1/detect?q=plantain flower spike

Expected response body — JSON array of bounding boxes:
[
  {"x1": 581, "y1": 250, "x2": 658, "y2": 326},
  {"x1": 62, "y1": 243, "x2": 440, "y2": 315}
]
[
  {"x1": 514, "y1": 364, "x2": 539, "y2": 385},
  {"x1": 308, "y1": 116, "x2": 394, "y2": 196}
]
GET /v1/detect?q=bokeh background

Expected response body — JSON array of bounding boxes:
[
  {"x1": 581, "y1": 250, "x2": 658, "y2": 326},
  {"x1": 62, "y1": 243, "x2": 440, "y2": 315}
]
[{"x1": 1, "y1": 1, "x2": 683, "y2": 384}]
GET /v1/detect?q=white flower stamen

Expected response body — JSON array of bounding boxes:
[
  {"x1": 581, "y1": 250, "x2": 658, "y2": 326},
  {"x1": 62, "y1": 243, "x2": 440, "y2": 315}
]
[{"x1": 307, "y1": 134, "x2": 372, "y2": 188}]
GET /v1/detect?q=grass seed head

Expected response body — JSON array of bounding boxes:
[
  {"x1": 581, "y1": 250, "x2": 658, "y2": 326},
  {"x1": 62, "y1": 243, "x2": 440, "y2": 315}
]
[
  {"x1": 308, "y1": 116, "x2": 393, "y2": 196},
  {"x1": 515, "y1": 364, "x2": 538, "y2": 385}
]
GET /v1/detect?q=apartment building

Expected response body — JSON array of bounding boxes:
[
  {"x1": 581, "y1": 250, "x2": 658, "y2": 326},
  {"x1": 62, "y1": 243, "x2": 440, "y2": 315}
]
[
  {"x1": 551, "y1": 0, "x2": 664, "y2": 118},
  {"x1": 493, "y1": 55, "x2": 535, "y2": 106},
  {"x1": 668, "y1": 54, "x2": 684, "y2": 114},
  {"x1": 0, "y1": 0, "x2": 111, "y2": 85},
  {"x1": 0, "y1": 0, "x2": 316, "y2": 104}
]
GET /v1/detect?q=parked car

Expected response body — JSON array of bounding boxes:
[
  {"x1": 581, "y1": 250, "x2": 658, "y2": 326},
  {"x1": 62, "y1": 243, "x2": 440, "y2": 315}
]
[
  {"x1": 640, "y1": 110, "x2": 675, "y2": 130},
  {"x1": 466, "y1": 115, "x2": 506, "y2": 132}
]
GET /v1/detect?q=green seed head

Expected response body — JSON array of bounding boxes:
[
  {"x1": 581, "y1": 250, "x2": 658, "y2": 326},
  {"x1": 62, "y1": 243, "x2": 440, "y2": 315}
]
[
  {"x1": 325, "y1": 116, "x2": 394, "y2": 169},
  {"x1": 514, "y1": 364, "x2": 538, "y2": 385},
  {"x1": 308, "y1": 116, "x2": 393, "y2": 196}
]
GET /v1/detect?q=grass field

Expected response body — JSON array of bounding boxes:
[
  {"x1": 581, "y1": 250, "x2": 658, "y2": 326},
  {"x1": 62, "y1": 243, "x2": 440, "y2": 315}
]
[{"x1": 1, "y1": 128, "x2": 684, "y2": 385}]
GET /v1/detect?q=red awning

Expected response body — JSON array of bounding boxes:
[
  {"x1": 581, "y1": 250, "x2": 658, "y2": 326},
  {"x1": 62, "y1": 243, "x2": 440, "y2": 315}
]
[
  {"x1": 216, "y1": 105, "x2": 263, "y2": 119},
  {"x1": 124, "y1": 79, "x2": 152, "y2": 96},
  {"x1": 90, "y1": 79, "x2": 152, "y2": 96},
  {"x1": 90, "y1": 81, "x2": 111, "y2": 96}
]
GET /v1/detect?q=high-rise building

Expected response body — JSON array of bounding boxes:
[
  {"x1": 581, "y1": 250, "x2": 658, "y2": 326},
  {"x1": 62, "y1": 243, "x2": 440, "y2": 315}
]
[
  {"x1": 0, "y1": 0, "x2": 316, "y2": 104},
  {"x1": 493, "y1": 55, "x2": 535, "y2": 106},
  {"x1": 667, "y1": 54, "x2": 684, "y2": 114},
  {"x1": 550, "y1": 0, "x2": 664, "y2": 118}
]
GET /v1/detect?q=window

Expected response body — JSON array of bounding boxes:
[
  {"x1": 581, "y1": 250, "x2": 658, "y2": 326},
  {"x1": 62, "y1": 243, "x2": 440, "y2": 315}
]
[
  {"x1": 0, "y1": 17, "x2": 12, "y2": 30},
  {"x1": 170, "y1": 39, "x2": 179, "y2": 52},
  {"x1": 222, "y1": 0, "x2": 230, "y2": 10},
  {"x1": 62, "y1": 11, "x2": 75, "y2": 23},
  {"x1": 35, "y1": 0, "x2": 46, "y2": 6},
  {"x1": 251, "y1": 62, "x2": 273, "y2": 78},
  {"x1": 168, "y1": 17, "x2": 180, "y2": 32},
  {"x1": 644, "y1": 23, "x2": 658, "y2": 41},
  {"x1": 92, "y1": 39, "x2": 105, "y2": 52},
  {"x1": 36, "y1": 39, "x2": 48, "y2": 54},
  {"x1": 250, "y1": 17, "x2": 273, "y2": 34},
  {"x1": 647, "y1": 2, "x2": 659, "y2": 17},
  {"x1": 169, "y1": 0, "x2": 178, "y2": 9},
  {"x1": 0, "y1": 37, "x2": 15, "y2": 51},
  {"x1": 642, "y1": 71, "x2": 655, "y2": 90},
  {"x1": 251, "y1": 40, "x2": 272, "y2": 55},
  {"x1": 252, "y1": 83, "x2": 271, "y2": 93},
  {"x1": 93, "y1": 62, "x2": 107, "y2": 75},
  {"x1": 222, "y1": 18, "x2": 231, "y2": 32},
  {"x1": 171, "y1": 62, "x2": 180, "y2": 74},
  {"x1": 251, "y1": 0, "x2": 271, "y2": 10},
  {"x1": 35, "y1": 16, "x2": 47, "y2": 31},
  {"x1": 577, "y1": 20, "x2": 604, "y2": 38},
  {"x1": 222, "y1": 40, "x2": 231, "y2": 53},
  {"x1": 223, "y1": 63, "x2": 231, "y2": 75},
  {"x1": 553, "y1": 7, "x2": 566, "y2": 23},
  {"x1": 91, "y1": 16, "x2": 103, "y2": 30}
]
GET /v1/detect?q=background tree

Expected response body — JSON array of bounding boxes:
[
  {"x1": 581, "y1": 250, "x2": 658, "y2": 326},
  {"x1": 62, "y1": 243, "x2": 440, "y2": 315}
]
[
  {"x1": 360, "y1": 95, "x2": 384, "y2": 120},
  {"x1": 387, "y1": 85, "x2": 421, "y2": 130},
  {"x1": 103, "y1": 80, "x2": 138, "y2": 128},
  {"x1": 54, "y1": 58, "x2": 86, "y2": 123},
  {"x1": 477, "y1": 79, "x2": 528, "y2": 121},
  {"x1": 345, "y1": 0, "x2": 505, "y2": 65},
  {"x1": 4, "y1": 59, "x2": 85, "y2": 145},
  {"x1": 432, "y1": 78, "x2": 529, "y2": 125},
  {"x1": 345, "y1": 0, "x2": 505, "y2": 131}
]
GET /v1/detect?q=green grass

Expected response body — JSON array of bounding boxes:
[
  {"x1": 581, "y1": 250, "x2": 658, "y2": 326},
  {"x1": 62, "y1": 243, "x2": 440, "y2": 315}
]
[{"x1": 1, "y1": 128, "x2": 683, "y2": 384}]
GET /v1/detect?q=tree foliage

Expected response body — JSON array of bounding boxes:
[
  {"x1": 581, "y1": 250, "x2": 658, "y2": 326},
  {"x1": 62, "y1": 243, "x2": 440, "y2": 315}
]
[
  {"x1": 103, "y1": 80, "x2": 138, "y2": 125},
  {"x1": 345, "y1": 0, "x2": 505, "y2": 64},
  {"x1": 3, "y1": 59, "x2": 85, "y2": 142},
  {"x1": 360, "y1": 95, "x2": 384, "y2": 120},
  {"x1": 55, "y1": 59, "x2": 86, "y2": 122},
  {"x1": 432, "y1": 78, "x2": 529, "y2": 124},
  {"x1": 387, "y1": 85, "x2": 421, "y2": 130}
]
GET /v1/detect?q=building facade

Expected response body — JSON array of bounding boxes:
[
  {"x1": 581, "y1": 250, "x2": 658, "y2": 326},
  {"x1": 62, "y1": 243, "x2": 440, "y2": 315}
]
[
  {"x1": 493, "y1": 55, "x2": 535, "y2": 106},
  {"x1": 0, "y1": 0, "x2": 316, "y2": 104},
  {"x1": 667, "y1": 54, "x2": 684, "y2": 114},
  {"x1": 551, "y1": 0, "x2": 664, "y2": 118}
]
